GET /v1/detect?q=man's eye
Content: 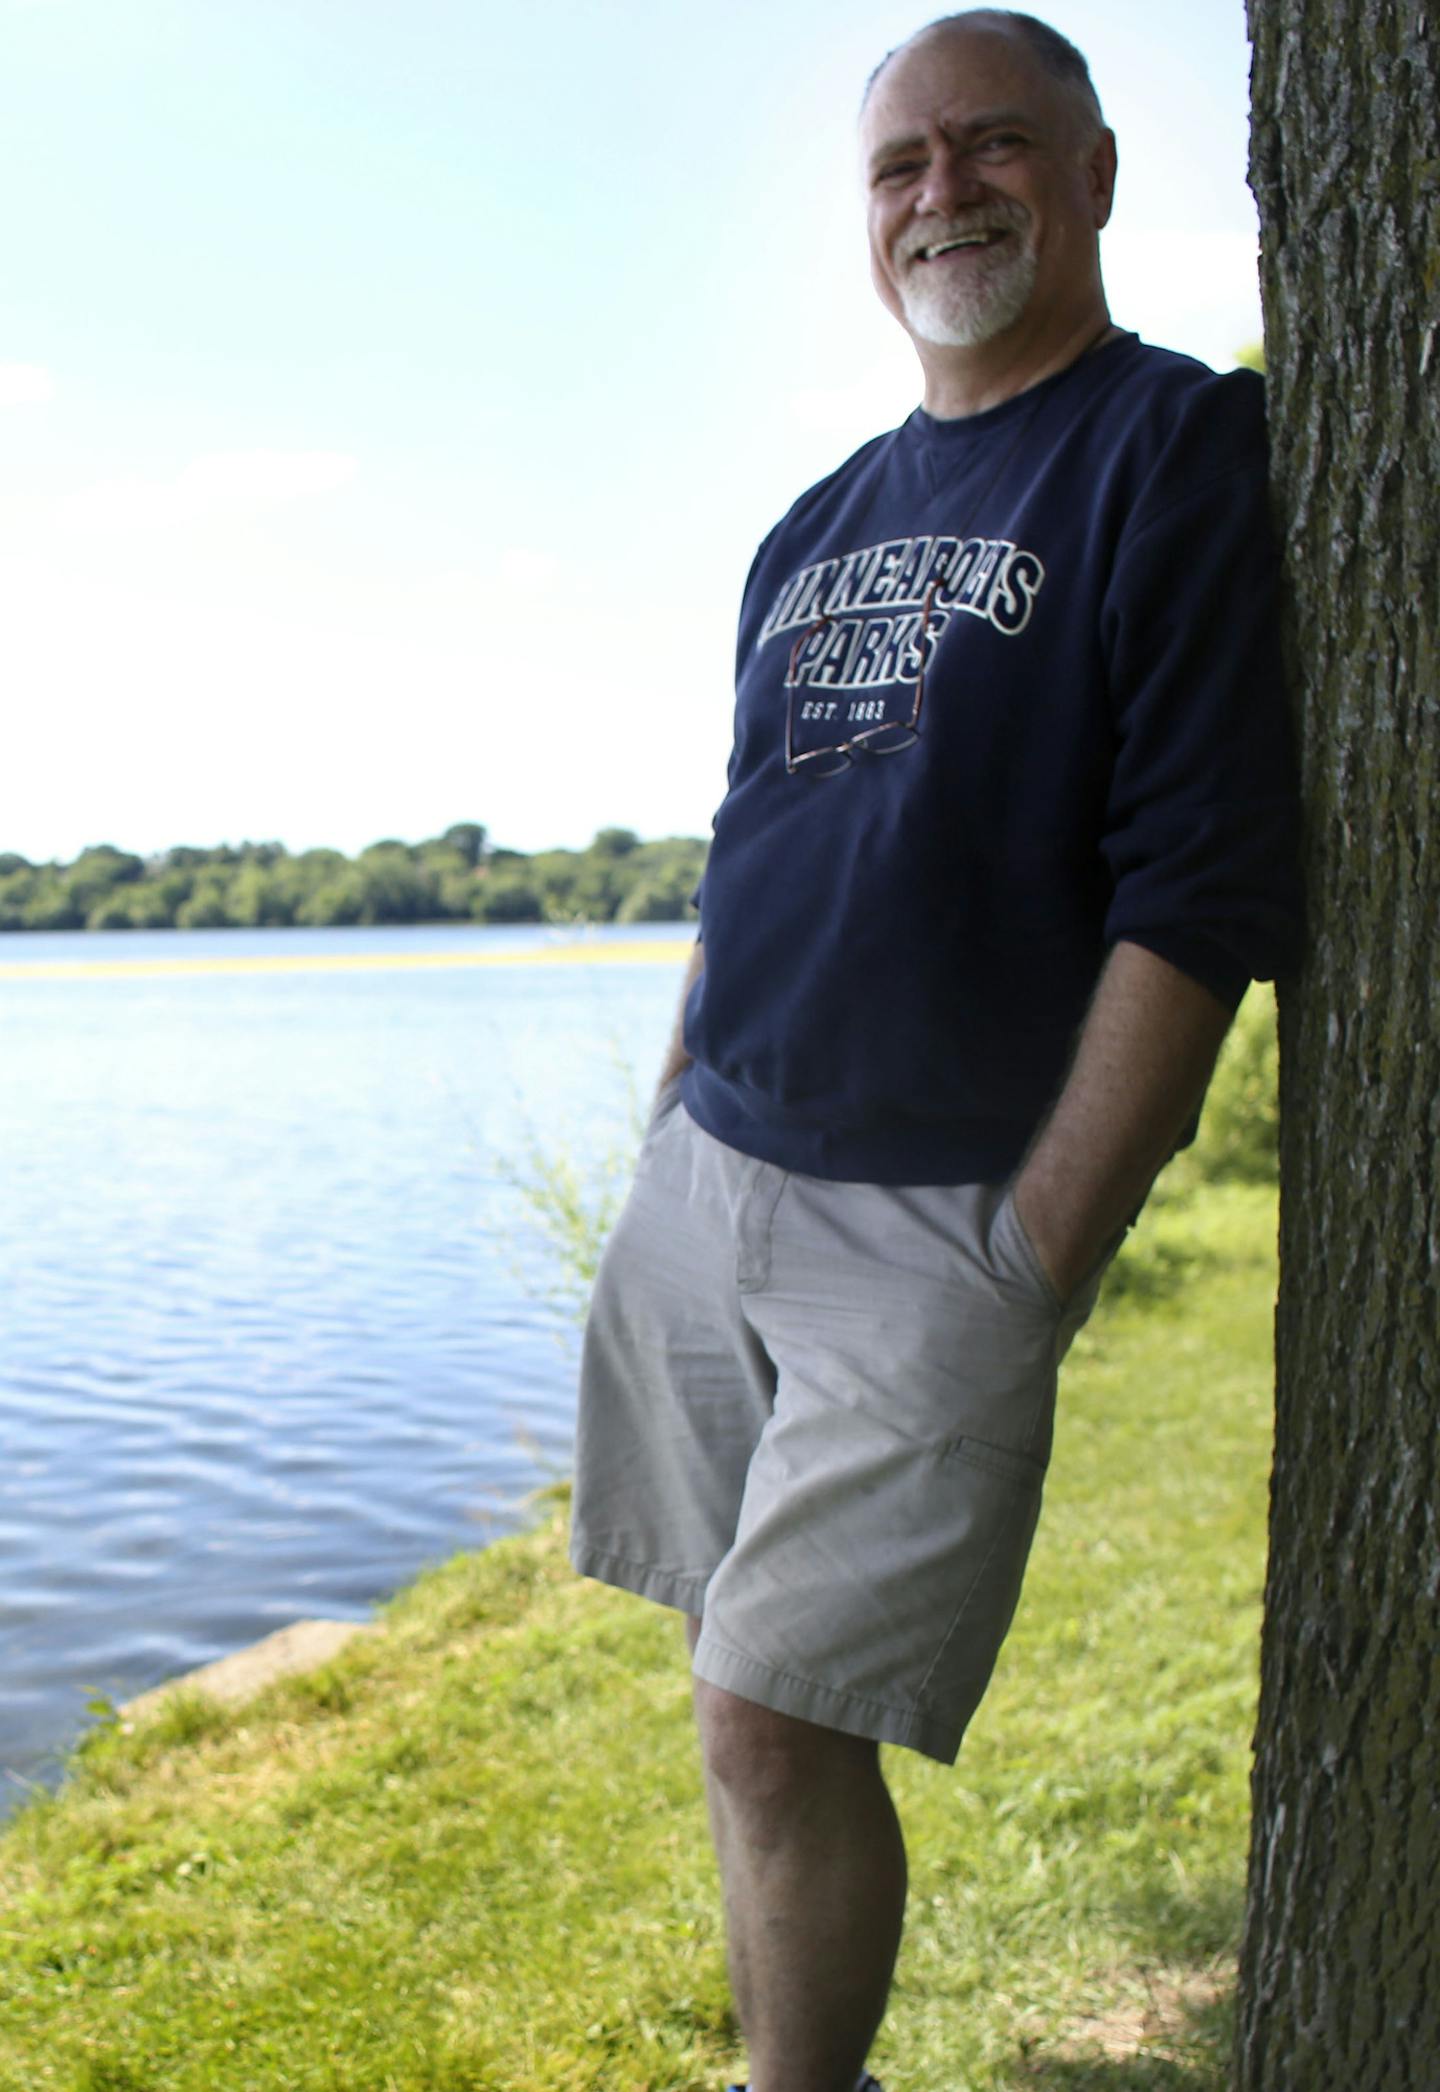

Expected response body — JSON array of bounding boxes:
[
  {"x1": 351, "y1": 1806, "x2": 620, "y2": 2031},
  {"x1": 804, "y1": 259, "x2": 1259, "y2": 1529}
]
[
  {"x1": 876, "y1": 161, "x2": 922, "y2": 185},
  {"x1": 976, "y1": 132, "x2": 1025, "y2": 155}
]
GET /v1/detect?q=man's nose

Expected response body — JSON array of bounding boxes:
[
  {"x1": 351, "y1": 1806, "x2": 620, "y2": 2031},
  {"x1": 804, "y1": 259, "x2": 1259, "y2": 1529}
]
[{"x1": 915, "y1": 143, "x2": 988, "y2": 215}]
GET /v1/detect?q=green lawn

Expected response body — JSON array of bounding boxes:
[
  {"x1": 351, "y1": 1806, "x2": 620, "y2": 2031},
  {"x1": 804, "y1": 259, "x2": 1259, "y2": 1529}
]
[{"x1": 0, "y1": 1178, "x2": 1276, "y2": 2092}]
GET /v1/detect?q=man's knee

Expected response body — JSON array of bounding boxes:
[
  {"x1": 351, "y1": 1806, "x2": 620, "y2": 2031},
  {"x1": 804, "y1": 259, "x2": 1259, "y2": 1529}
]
[{"x1": 694, "y1": 1677, "x2": 877, "y2": 1830}]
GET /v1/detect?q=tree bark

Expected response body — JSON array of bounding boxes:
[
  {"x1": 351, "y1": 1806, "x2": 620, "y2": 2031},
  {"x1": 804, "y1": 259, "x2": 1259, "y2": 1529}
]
[{"x1": 1237, "y1": 4, "x2": 1440, "y2": 2086}]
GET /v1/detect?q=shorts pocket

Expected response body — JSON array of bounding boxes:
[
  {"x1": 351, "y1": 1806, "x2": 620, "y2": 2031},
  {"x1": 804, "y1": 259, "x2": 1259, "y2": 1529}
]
[
  {"x1": 635, "y1": 1074, "x2": 686, "y2": 1161},
  {"x1": 989, "y1": 1186, "x2": 1063, "y2": 1314},
  {"x1": 652, "y1": 1072, "x2": 685, "y2": 1119},
  {"x1": 916, "y1": 1432, "x2": 1048, "y2": 1731},
  {"x1": 941, "y1": 1433, "x2": 1047, "y2": 1487}
]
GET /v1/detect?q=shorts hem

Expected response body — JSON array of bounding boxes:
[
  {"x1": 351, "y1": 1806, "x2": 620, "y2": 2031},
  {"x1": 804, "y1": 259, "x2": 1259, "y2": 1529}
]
[
  {"x1": 691, "y1": 1630, "x2": 963, "y2": 1766},
  {"x1": 570, "y1": 1537, "x2": 712, "y2": 1615}
]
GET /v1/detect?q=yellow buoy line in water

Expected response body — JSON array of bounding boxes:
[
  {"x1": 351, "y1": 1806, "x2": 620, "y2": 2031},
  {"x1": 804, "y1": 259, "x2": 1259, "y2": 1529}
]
[{"x1": 0, "y1": 939, "x2": 693, "y2": 983}]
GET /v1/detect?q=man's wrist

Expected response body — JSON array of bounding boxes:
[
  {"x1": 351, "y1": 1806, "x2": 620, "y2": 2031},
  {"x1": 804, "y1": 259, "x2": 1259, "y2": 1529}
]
[{"x1": 1010, "y1": 1170, "x2": 1102, "y2": 1305}]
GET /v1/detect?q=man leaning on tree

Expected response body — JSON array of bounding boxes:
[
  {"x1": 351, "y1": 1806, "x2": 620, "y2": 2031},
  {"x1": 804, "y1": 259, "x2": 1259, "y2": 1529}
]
[{"x1": 569, "y1": 12, "x2": 1302, "y2": 2090}]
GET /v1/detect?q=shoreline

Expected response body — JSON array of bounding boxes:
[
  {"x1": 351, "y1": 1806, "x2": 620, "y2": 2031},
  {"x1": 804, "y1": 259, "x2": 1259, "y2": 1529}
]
[
  {"x1": 0, "y1": 936, "x2": 692, "y2": 982},
  {"x1": 118, "y1": 1619, "x2": 380, "y2": 1727}
]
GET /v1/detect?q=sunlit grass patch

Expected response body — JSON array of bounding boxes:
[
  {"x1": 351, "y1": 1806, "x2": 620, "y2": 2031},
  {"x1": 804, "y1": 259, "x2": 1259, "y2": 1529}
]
[{"x1": 0, "y1": 1176, "x2": 1275, "y2": 2090}]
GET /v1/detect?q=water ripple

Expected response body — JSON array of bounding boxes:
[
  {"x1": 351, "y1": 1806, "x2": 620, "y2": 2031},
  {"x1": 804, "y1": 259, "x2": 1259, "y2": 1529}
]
[{"x1": 0, "y1": 922, "x2": 682, "y2": 1810}]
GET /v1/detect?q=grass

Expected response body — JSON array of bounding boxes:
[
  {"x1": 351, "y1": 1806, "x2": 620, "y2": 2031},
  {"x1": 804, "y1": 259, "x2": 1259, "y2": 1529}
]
[
  {"x1": 884, "y1": 1182, "x2": 1276, "y2": 2089},
  {"x1": 0, "y1": 989, "x2": 1281, "y2": 2088},
  {"x1": 0, "y1": 1164, "x2": 1277, "y2": 2092}
]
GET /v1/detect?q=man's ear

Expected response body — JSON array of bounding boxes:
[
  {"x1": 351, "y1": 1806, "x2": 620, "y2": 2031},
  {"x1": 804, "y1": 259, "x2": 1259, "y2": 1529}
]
[{"x1": 1089, "y1": 127, "x2": 1118, "y2": 231}]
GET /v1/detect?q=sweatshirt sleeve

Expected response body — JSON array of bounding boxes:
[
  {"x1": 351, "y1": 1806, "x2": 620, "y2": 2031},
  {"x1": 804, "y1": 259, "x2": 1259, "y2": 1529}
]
[{"x1": 1098, "y1": 372, "x2": 1303, "y2": 1006}]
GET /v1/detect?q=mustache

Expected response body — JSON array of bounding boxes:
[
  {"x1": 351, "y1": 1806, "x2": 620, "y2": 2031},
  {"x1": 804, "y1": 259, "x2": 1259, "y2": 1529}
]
[{"x1": 898, "y1": 203, "x2": 1030, "y2": 263}]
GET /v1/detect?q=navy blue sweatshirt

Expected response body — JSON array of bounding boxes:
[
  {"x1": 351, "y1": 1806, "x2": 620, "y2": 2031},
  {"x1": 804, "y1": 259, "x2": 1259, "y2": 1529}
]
[{"x1": 681, "y1": 335, "x2": 1302, "y2": 1184}]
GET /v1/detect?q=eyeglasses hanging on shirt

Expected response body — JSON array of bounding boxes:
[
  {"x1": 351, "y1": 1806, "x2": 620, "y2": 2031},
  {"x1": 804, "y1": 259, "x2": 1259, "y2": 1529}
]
[{"x1": 783, "y1": 577, "x2": 942, "y2": 777}]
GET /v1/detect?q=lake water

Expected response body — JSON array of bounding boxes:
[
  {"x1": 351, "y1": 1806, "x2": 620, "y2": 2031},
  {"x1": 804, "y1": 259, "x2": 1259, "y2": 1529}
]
[{"x1": 0, "y1": 922, "x2": 690, "y2": 1815}]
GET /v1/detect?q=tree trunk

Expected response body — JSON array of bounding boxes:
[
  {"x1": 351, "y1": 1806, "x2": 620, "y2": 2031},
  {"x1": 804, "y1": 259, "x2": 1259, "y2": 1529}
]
[{"x1": 1237, "y1": 4, "x2": 1440, "y2": 2085}]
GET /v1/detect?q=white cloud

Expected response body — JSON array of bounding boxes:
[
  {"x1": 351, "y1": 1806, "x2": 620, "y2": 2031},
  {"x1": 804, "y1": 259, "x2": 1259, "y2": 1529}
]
[
  {"x1": 0, "y1": 363, "x2": 56, "y2": 407},
  {"x1": 182, "y1": 450, "x2": 358, "y2": 502},
  {"x1": 57, "y1": 449, "x2": 359, "y2": 531},
  {"x1": 494, "y1": 547, "x2": 560, "y2": 594},
  {"x1": 1102, "y1": 227, "x2": 1263, "y2": 365},
  {"x1": 784, "y1": 356, "x2": 917, "y2": 446},
  {"x1": 0, "y1": 544, "x2": 736, "y2": 860}
]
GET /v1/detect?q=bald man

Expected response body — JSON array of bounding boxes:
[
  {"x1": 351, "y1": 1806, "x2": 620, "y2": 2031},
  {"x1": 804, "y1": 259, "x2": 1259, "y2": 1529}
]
[{"x1": 570, "y1": 14, "x2": 1300, "y2": 2090}]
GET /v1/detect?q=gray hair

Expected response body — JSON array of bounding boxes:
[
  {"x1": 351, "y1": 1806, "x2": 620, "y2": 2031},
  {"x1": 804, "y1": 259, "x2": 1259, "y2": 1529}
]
[{"x1": 864, "y1": 11, "x2": 1105, "y2": 131}]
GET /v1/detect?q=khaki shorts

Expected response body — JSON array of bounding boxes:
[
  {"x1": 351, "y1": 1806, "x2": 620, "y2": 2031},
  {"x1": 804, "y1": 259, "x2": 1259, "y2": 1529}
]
[{"x1": 569, "y1": 1085, "x2": 1112, "y2": 1764}]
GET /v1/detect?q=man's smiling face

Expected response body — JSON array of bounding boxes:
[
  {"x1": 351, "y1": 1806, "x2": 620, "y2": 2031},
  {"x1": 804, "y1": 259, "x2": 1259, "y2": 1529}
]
[{"x1": 861, "y1": 22, "x2": 1115, "y2": 355}]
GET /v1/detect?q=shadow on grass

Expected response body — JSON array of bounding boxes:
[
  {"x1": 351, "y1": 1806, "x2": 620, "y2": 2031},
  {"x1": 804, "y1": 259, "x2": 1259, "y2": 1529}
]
[
  {"x1": 1019, "y1": 2058, "x2": 1224, "y2": 2092},
  {"x1": 1017, "y1": 1989, "x2": 1233, "y2": 2088},
  {"x1": 1013, "y1": 1879, "x2": 1239, "y2": 2091}
]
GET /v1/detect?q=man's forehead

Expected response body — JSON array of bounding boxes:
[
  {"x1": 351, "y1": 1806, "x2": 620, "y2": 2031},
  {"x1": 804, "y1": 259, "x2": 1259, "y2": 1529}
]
[{"x1": 861, "y1": 24, "x2": 1060, "y2": 149}]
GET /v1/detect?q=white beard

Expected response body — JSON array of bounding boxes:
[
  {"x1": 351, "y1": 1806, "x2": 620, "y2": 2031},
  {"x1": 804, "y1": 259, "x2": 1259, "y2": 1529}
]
[{"x1": 899, "y1": 235, "x2": 1038, "y2": 349}]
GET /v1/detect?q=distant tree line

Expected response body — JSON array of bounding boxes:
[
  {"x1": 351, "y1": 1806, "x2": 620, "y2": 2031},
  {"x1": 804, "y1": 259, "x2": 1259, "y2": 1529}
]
[{"x1": 0, "y1": 824, "x2": 707, "y2": 932}]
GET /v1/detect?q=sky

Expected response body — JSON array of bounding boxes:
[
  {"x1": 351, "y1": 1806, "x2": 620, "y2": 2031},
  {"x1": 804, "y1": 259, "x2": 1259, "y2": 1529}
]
[{"x1": 0, "y1": 0, "x2": 1265, "y2": 863}]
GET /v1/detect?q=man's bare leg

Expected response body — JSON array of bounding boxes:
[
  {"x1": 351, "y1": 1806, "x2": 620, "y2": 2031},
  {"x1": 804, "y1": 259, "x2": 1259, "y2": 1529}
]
[{"x1": 686, "y1": 1620, "x2": 907, "y2": 2092}]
